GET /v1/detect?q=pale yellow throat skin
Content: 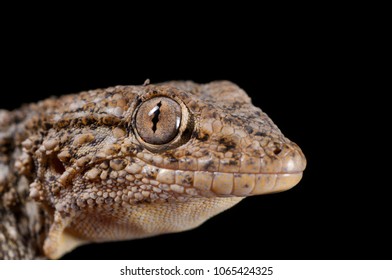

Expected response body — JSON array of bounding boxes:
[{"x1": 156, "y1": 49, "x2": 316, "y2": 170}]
[
  {"x1": 49, "y1": 197, "x2": 244, "y2": 259},
  {"x1": 0, "y1": 81, "x2": 306, "y2": 259}
]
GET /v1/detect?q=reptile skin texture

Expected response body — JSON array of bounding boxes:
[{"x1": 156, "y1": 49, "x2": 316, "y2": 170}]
[{"x1": 0, "y1": 81, "x2": 306, "y2": 259}]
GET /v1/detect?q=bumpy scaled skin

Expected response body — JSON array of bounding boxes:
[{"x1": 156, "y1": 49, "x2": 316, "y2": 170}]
[{"x1": 0, "y1": 81, "x2": 306, "y2": 259}]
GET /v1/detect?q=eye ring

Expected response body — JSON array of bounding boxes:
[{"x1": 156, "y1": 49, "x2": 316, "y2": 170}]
[{"x1": 132, "y1": 95, "x2": 194, "y2": 152}]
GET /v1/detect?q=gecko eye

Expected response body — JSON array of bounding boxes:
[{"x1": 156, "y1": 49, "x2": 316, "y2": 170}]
[{"x1": 135, "y1": 97, "x2": 182, "y2": 145}]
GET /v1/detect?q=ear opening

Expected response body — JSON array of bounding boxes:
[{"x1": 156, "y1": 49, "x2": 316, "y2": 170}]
[{"x1": 49, "y1": 153, "x2": 66, "y2": 175}]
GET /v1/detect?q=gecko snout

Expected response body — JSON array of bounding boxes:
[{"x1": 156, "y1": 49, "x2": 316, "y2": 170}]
[{"x1": 246, "y1": 143, "x2": 306, "y2": 196}]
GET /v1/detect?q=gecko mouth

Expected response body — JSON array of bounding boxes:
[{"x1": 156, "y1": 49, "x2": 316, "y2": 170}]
[
  {"x1": 198, "y1": 171, "x2": 303, "y2": 196},
  {"x1": 153, "y1": 147, "x2": 306, "y2": 197},
  {"x1": 155, "y1": 169, "x2": 304, "y2": 197}
]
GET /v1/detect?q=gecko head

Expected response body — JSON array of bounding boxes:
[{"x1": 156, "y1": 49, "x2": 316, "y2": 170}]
[
  {"x1": 44, "y1": 81, "x2": 305, "y2": 204},
  {"x1": 26, "y1": 81, "x2": 306, "y2": 258},
  {"x1": 29, "y1": 81, "x2": 305, "y2": 206}
]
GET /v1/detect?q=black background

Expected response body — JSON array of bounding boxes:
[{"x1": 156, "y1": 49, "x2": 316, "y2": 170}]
[{"x1": 1, "y1": 21, "x2": 389, "y2": 260}]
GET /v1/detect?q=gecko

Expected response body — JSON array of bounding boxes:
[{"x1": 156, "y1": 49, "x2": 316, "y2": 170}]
[{"x1": 0, "y1": 81, "x2": 306, "y2": 259}]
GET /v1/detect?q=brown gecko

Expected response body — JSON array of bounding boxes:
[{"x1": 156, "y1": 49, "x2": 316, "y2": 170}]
[{"x1": 0, "y1": 81, "x2": 306, "y2": 259}]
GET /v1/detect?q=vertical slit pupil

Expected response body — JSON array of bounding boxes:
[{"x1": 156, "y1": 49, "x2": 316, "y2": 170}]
[{"x1": 151, "y1": 101, "x2": 162, "y2": 133}]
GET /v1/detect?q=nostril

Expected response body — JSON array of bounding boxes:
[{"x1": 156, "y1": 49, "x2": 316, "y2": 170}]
[{"x1": 273, "y1": 147, "x2": 282, "y2": 155}]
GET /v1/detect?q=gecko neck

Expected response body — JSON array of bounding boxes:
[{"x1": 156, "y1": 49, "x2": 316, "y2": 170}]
[{"x1": 0, "y1": 110, "x2": 51, "y2": 259}]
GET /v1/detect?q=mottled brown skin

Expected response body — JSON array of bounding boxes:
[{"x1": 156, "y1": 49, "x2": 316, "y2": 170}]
[{"x1": 0, "y1": 81, "x2": 306, "y2": 259}]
